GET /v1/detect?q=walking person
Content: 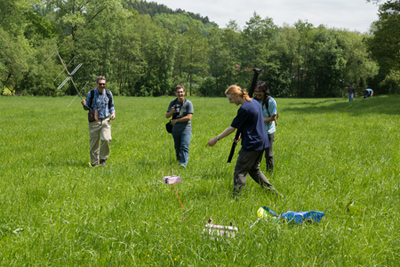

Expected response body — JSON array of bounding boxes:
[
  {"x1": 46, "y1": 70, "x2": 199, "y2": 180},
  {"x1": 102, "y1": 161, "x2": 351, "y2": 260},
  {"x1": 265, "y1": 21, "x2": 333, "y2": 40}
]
[
  {"x1": 347, "y1": 83, "x2": 356, "y2": 102},
  {"x1": 166, "y1": 85, "x2": 193, "y2": 168},
  {"x1": 81, "y1": 76, "x2": 115, "y2": 167},
  {"x1": 206, "y1": 85, "x2": 282, "y2": 197},
  {"x1": 254, "y1": 81, "x2": 277, "y2": 173}
]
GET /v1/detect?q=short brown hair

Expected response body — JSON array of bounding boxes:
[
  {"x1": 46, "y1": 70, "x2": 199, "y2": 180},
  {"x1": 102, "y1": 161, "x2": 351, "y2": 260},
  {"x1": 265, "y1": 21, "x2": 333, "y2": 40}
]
[
  {"x1": 175, "y1": 85, "x2": 184, "y2": 92},
  {"x1": 96, "y1": 76, "x2": 106, "y2": 83}
]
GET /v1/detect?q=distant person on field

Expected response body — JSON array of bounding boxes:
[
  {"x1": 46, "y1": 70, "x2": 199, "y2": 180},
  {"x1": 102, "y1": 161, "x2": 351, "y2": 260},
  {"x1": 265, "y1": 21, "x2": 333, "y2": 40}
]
[
  {"x1": 347, "y1": 83, "x2": 355, "y2": 102},
  {"x1": 206, "y1": 85, "x2": 282, "y2": 198},
  {"x1": 165, "y1": 85, "x2": 193, "y2": 168},
  {"x1": 81, "y1": 76, "x2": 115, "y2": 167},
  {"x1": 364, "y1": 88, "x2": 373, "y2": 98},
  {"x1": 254, "y1": 81, "x2": 277, "y2": 173}
]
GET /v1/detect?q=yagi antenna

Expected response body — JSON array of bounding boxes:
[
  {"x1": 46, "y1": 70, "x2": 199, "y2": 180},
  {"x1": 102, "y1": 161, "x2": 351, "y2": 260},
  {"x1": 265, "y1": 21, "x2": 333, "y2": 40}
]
[
  {"x1": 57, "y1": 63, "x2": 82, "y2": 90},
  {"x1": 45, "y1": 41, "x2": 90, "y2": 109},
  {"x1": 67, "y1": 81, "x2": 89, "y2": 109},
  {"x1": 44, "y1": 40, "x2": 66, "y2": 63},
  {"x1": 53, "y1": 56, "x2": 75, "y2": 81}
]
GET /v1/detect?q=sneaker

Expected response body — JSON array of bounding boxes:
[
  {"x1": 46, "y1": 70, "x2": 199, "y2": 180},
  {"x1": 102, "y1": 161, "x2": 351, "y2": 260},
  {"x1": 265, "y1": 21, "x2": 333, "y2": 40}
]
[
  {"x1": 100, "y1": 159, "x2": 107, "y2": 167},
  {"x1": 90, "y1": 162, "x2": 100, "y2": 167},
  {"x1": 180, "y1": 164, "x2": 186, "y2": 169}
]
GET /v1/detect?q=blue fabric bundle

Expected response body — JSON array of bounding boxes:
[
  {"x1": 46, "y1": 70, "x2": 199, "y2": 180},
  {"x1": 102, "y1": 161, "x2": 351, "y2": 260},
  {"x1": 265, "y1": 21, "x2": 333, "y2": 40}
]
[{"x1": 261, "y1": 206, "x2": 325, "y2": 224}]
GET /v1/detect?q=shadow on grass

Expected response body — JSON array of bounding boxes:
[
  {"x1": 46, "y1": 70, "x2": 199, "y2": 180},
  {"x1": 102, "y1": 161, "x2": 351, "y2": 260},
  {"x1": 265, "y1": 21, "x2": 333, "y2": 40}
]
[{"x1": 281, "y1": 95, "x2": 400, "y2": 116}]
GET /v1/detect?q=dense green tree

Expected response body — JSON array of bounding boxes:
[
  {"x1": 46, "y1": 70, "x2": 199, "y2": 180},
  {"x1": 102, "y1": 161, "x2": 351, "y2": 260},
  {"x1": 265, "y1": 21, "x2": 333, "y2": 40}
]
[
  {"x1": 0, "y1": 0, "x2": 61, "y2": 95},
  {"x1": 44, "y1": 0, "x2": 118, "y2": 41},
  {"x1": 336, "y1": 30, "x2": 378, "y2": 95},
  {"x1": 366, "y1": 0, "x2": 400, "y2": 94},
  {"x1": 0, "y1": 0, "x2": 389, "y2": 97},
  {"x1": 292, "y1": 20, "x2": 315, "y2": 96},
  {"x1": 240, "y1": 13, "x2": 277, "y2": 69},
  {"x1": 0, "y1": 27, "x2": 31, "y2": 95},
  {"x1": 207, "y1": 27, "x2": 225, "y2": 96},
  {"x1": 176, "y1": 23, "x2": 209, "y2": 95},
  {"x1": 134, "y1": 14, "x2": 176, "y2": 96},
  {"x1": 269, "y1": 25, "x2": 300, "y2": 96}
]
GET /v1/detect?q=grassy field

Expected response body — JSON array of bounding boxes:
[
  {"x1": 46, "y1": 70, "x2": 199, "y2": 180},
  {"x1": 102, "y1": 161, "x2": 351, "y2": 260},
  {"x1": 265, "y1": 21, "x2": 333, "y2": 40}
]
[{"x1": 1, "y1": 95, "x2": 399, "y2": 266}]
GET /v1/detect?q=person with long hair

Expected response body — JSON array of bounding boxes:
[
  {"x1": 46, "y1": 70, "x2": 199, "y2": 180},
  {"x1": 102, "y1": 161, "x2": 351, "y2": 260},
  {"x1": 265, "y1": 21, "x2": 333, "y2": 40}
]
[
  {"x1": 206, "y1": 85, "x2": 282, "y2": 197},
  {"x1": 254, "y1": 81, "x2": 277, "y2": 173}
]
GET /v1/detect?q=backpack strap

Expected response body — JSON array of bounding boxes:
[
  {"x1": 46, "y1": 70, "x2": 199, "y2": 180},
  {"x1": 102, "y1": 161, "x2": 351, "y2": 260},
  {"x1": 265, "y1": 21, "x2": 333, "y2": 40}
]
[
  {"x1": 88, "y1": 89, "x2": 95, "y2": 110},
  {"x1": 172, "y1": 98, "x2": 178, "y2": 120},
  {"x1": 266, "y1": 96, "x2": 271, "y2": 117},
  {"x1": 105, "y1": 89, "x2": 113, "y2": 110}
]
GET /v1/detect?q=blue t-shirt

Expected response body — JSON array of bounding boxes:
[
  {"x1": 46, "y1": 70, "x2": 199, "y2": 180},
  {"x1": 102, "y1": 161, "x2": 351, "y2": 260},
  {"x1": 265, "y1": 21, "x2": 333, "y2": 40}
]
[
  {"x1": 167, "y1": 98, "x2": 193, "y2": 132},
  {"x1": 256, "y1": 97, "x2": 277, "y2": 134},
  {"x1": 231, "y1": 100, "x2": 270, "y2": 151}
]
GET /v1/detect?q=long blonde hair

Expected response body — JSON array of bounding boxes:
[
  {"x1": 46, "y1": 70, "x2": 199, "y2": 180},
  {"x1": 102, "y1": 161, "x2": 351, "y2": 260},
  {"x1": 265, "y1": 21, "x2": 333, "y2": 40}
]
[{"x1": 225, "y1": 85, "x2": 252, "y2": 102}]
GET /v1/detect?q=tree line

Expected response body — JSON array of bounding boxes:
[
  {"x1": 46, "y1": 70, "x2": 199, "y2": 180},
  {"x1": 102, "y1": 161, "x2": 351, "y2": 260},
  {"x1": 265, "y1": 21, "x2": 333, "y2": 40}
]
[{"x1": 0, "y1": 0, "x2": 398, "y2": 97}]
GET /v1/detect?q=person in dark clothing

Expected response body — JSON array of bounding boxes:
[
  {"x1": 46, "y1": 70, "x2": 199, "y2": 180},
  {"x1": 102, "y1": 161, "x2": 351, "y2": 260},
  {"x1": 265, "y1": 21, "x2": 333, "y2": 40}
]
[{"x1": 206, "y1": 85, "x2": 282, "y2": 198}]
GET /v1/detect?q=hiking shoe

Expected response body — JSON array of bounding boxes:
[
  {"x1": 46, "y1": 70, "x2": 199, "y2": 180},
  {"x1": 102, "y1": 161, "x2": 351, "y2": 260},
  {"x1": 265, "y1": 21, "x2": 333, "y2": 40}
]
[{"x1": 100, "y1": 160, "x2": 107, "y2": 167}]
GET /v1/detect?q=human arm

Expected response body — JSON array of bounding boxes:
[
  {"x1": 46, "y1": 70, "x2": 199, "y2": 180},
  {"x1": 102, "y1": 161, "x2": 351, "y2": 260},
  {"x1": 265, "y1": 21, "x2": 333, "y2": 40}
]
[
  {"x1": 81, "y1": 99, "x2": 88, "y2": 108},
  {"x1": 171, "y1": 113, "x2": 192, "y2": 125},
  {"x1": 264, "y1": 98, "x2": 277, "y2": 125},
  {"x1": 108, "y1": 91, "x2": 115, "y2": 119},
  {"x1": 206, "y1": 126, "x2": 236, "y2": 147},
  {"x1": 81, "y1": 91, "x2": 91, "y2": 110},
  {"x1": 264, "y1": 115, "x2": 277, "y2": 123},
  {"x1": 165, "y1": 107, "x2": 175, "y2": 118}
]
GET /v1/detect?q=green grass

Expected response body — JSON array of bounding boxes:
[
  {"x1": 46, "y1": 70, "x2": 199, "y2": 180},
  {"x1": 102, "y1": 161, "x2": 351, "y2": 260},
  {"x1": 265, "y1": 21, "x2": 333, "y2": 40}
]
[{"x1": 0, "y1": 95, "x2": 399, "y2": 266}]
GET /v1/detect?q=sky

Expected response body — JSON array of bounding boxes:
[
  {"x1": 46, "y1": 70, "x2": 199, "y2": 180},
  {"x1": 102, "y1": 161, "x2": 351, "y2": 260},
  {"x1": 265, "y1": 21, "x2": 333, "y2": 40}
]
[{"x1": 153, "y1": 0, "x2": 380, "y2": 33}]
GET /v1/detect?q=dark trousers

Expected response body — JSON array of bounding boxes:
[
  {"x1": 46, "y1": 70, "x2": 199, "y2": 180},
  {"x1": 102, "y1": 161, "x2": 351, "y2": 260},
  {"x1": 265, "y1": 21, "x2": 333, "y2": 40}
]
[
  {"x1": 265, "y1": 133, "x2": 275, "y2": 172},
  {"x1": 232, "y1": 148, "x2": 278, "y2": 196}
]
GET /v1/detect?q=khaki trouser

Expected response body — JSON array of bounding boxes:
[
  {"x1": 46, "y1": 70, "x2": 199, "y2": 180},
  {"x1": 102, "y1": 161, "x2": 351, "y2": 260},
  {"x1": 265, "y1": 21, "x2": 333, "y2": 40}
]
[{"x1": 89, "y1": 118, "x2": 112, "y2": 164}]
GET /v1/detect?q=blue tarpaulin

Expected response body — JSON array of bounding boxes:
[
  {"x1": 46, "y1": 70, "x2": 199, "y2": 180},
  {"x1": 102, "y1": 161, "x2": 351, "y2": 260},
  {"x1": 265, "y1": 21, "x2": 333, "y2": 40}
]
[{"x1": 258, "y1": 206, "x2": 325, "y2": 224}]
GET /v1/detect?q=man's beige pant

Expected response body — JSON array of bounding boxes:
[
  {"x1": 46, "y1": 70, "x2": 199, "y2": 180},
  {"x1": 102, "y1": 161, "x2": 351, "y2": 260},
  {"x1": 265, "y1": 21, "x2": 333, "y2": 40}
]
[{"x1": 89, "y1": 118, "x2": 112, "y2": 164}]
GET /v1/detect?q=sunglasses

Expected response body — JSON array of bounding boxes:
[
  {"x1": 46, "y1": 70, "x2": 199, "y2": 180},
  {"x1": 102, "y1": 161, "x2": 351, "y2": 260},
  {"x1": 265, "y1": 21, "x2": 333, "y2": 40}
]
[{"x1": 98, "y1": 83, "x2": 106, "y2": 86}]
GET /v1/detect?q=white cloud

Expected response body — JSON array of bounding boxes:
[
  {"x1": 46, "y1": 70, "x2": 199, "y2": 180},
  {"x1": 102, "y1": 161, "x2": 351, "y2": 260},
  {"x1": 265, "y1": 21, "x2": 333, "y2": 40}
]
[{"x1": 154, "y1": 0, "x2": 379, "y2": 32}]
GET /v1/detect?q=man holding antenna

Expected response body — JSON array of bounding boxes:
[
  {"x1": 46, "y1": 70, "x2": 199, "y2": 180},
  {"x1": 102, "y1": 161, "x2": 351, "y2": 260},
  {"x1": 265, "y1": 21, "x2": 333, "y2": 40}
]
[{"x1": 81, "y1": 76, "x2": 115, "y2": 167}]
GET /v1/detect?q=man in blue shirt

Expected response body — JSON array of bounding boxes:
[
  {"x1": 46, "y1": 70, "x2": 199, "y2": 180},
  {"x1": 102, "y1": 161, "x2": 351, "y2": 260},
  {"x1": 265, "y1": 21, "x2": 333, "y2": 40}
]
[
  {"x1": 81, "y1": 76, "x2": 115, "y2": 167},
  {"x1": 206, "y1": 85, "x2": 282, "y2": 198}
]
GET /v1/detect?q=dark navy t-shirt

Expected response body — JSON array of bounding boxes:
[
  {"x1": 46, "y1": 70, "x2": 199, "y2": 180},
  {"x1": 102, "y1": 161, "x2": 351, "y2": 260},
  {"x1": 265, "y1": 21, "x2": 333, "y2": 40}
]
[{"x1": 231, "y1": 100, "x2": 270, "y2": 151}]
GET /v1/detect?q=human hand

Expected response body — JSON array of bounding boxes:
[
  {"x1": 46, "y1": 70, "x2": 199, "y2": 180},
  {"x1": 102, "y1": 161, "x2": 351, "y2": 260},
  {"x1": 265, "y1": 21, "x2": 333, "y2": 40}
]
[
  {"x1": 233, "y1": 133, "x2": 241, "y2": 144},
  {"x1": 110, "y1": 113, "x2": 115, "y2": 120},
  {"x1": 81, "y1": 99, "x2": 86, "y2": 106},
  {"x1": 206, "y1": 138, "x2": 218, "y2": 147},
  {"x1": 171, "y1": 119, "x2": 177, "y2": 126}
]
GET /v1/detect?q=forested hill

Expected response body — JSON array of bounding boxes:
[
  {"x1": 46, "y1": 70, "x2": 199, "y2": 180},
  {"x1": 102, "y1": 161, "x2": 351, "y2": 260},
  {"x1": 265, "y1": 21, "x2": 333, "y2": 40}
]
[
  {"x1": 1, "y1": 0, "x2": 398, "y2": 97},
  {"x1": 122, "y1": 0, "x2": 217, "y2": 26}
]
